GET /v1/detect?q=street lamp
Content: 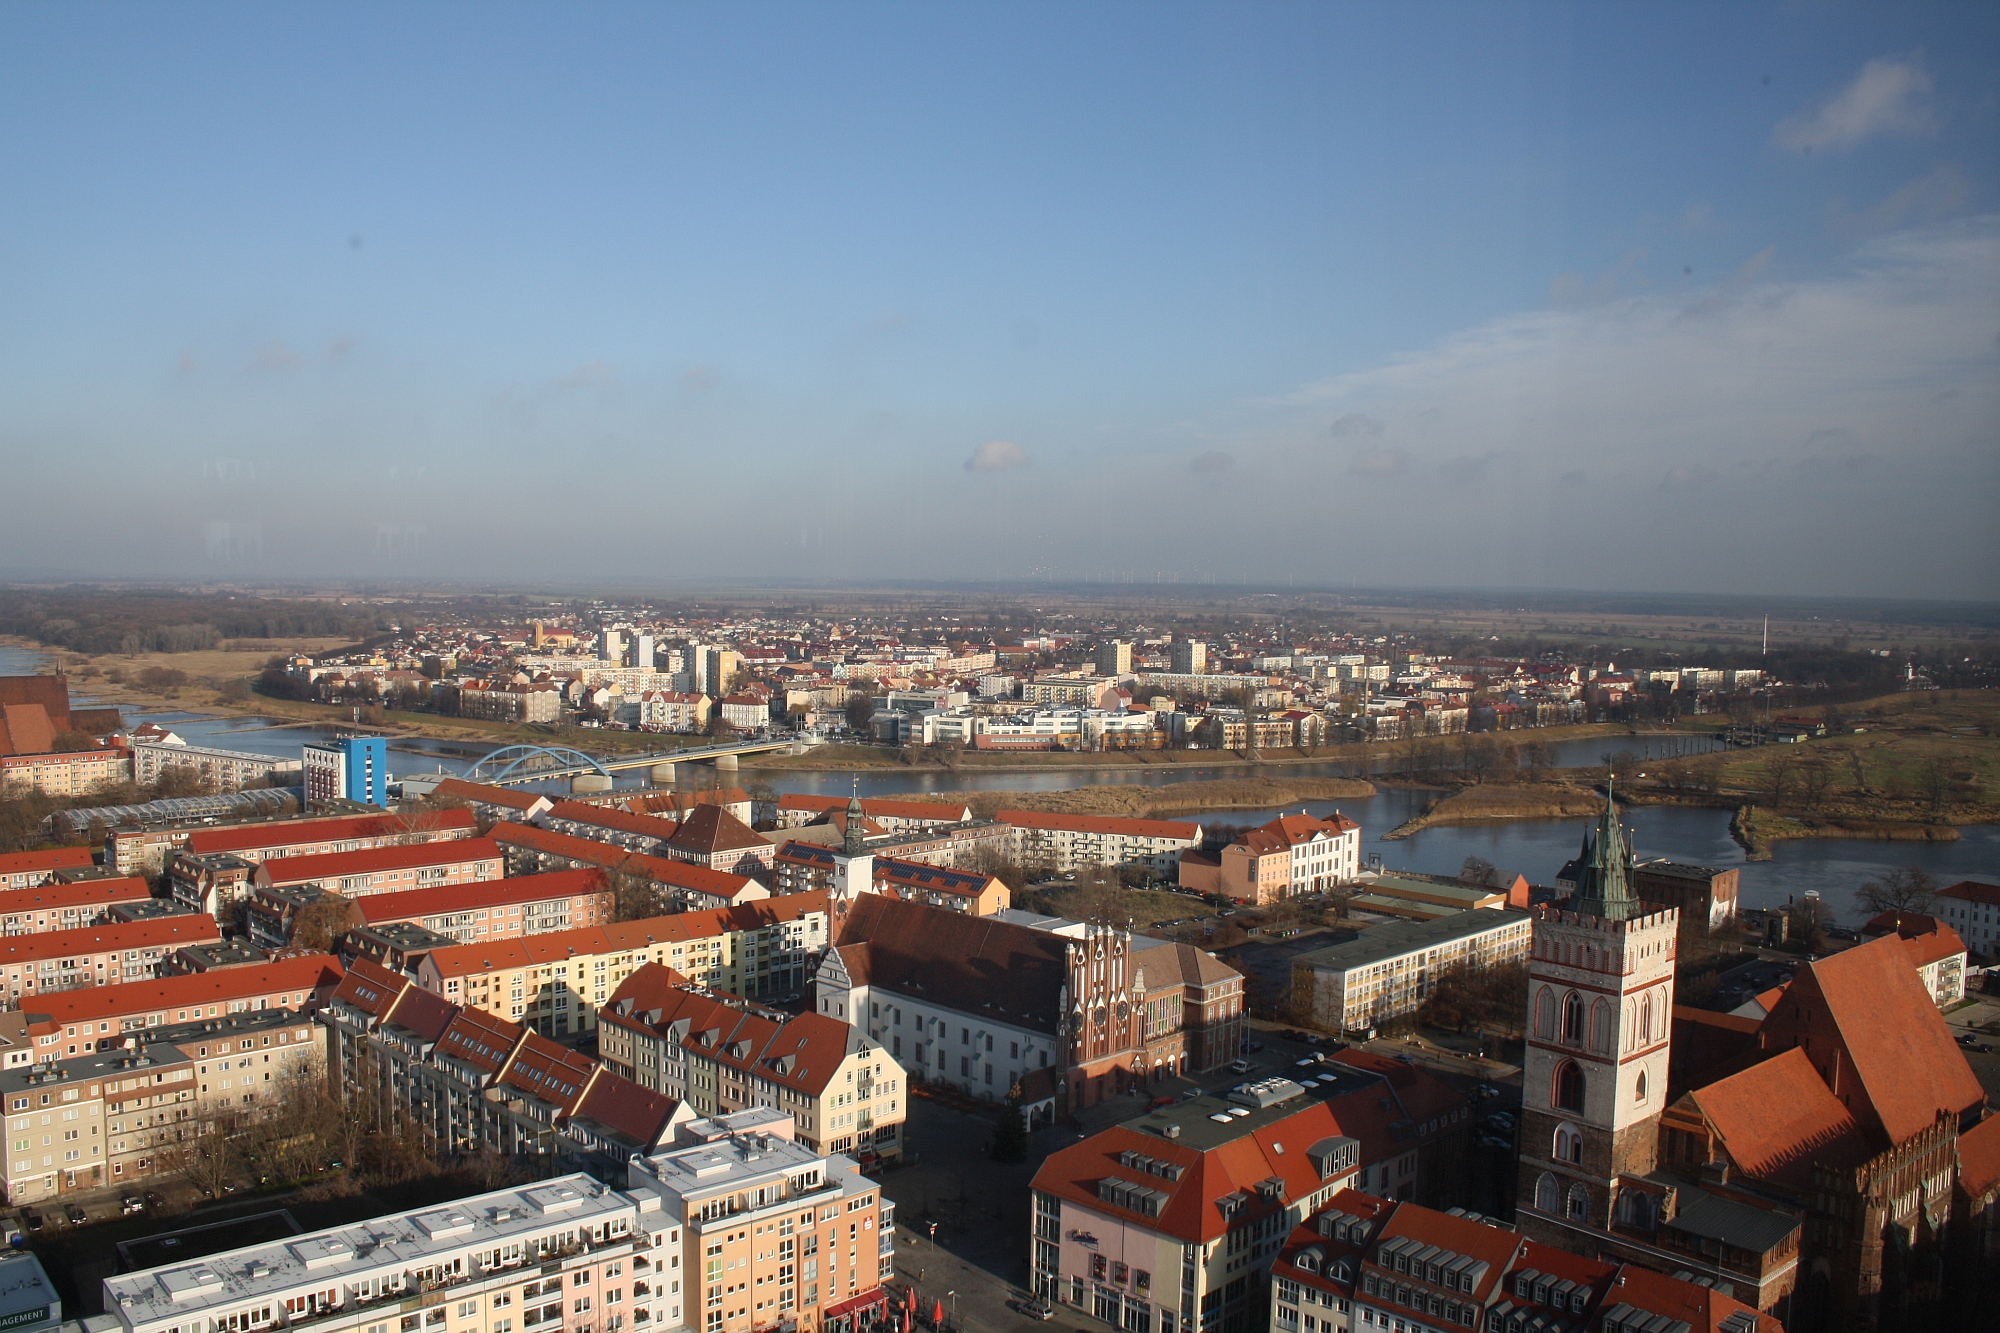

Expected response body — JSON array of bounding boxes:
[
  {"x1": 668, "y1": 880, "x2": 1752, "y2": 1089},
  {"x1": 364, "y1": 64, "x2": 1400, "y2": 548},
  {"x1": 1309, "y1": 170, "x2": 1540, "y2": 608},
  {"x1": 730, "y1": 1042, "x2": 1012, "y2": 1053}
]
[{"x1": 947, "y1": 1292, "x2": 956, "y2": 1332}]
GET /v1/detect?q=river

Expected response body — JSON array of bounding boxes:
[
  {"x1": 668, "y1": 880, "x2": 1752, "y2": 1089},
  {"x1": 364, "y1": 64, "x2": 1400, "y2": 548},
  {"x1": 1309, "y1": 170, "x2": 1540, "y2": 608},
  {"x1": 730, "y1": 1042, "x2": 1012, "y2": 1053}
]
[{"x1": 5, "y1": 647, "x2": 1989, "y2": 926}]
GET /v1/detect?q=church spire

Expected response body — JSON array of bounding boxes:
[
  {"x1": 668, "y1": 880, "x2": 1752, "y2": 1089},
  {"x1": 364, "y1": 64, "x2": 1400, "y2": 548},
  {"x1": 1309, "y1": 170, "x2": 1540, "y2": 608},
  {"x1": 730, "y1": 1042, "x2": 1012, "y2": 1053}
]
[
  {"x1": 843, "y1": 776, "x2": 866, "y2": 857},
  {"x1": 1571, "y1": 779, "x2": 1636, "y2": 921}
]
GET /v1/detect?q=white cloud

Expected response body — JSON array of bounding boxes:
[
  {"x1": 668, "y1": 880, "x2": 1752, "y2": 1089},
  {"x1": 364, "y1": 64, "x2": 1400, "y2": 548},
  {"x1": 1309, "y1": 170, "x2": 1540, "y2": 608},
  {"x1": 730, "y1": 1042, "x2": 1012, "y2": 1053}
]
[
  {"x1": 1775, "y1": 54, "x2": 1937, "y2": 152},
  {"x1": 1272, "y1": 217, "x2": 2000, "y2": 596},
  {"x1": 1329, "y1": 412, "x2": 1383, "y2": 438},
  {"x1": 964, "y1": 438, "x2": 1029, "y2": 473}
]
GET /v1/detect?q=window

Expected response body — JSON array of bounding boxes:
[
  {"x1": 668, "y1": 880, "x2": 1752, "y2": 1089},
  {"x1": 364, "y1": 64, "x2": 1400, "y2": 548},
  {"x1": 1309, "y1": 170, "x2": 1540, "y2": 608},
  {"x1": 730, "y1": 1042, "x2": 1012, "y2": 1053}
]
[
  {"x1": 1554, "y1": 1061, "x2": 1585, "y2": 1113},
  {"x1": 1561, "y1": 992, "x2": 1584, "y2": 1042},
  {"x1": 1534, "y1": 1173, "x2": 1558, "y2": 1214},
  {"x1": 1565, "y1": 1184, "x2": 1589, "y2": 1223},
  {"x1": 1553, "y1": 1123, "x2": 1582, "y2": 1164},
  {"x1": 1634, "y1": 1070, "x2": 1647, "y2": 1103}
]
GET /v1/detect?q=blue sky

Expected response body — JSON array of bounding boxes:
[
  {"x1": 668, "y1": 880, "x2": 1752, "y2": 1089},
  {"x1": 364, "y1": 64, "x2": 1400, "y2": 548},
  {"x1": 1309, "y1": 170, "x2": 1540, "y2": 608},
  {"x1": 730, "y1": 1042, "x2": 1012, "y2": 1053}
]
[{"x1": 2, "y1": 3, "x2": 1995, "y2": 597}]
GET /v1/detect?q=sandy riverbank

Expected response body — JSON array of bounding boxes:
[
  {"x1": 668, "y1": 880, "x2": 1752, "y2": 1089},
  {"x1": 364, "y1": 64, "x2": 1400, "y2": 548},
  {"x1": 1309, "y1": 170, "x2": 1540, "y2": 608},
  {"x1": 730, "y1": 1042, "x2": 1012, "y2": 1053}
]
[{"x1": 1381, "y1": 783, "x2": 1607, "y2": 839}]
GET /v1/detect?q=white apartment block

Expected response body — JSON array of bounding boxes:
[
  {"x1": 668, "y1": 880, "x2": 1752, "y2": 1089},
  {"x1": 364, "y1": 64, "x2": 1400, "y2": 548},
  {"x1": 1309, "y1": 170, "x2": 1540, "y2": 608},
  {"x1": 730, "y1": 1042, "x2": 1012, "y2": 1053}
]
[
  {"x1": 132, "y1": 742, "x2": 299, "y2": 792},
  {"x1": 1291, "y1": 910, "x2": 1533, "y2": 1035},
  {"x1": 995, "y1": 811, "x2": 1204, "y2": 876}
]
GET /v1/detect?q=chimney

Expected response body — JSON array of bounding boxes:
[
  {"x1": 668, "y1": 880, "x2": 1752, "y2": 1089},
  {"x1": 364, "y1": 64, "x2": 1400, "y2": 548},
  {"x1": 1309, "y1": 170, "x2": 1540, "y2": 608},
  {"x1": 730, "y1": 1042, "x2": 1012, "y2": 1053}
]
[{"x1": 1700, "y1": 1159, "x2": 1730, "y2": 1188}]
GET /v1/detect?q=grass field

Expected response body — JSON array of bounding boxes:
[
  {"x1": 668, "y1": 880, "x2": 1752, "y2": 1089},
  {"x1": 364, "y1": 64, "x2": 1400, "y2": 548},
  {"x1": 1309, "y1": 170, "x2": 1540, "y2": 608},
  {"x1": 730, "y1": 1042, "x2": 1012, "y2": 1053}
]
[
  {"x1": 1382, "y1": 782, "x2": 1605, "y2": 838},
  {"x1": 1632, "y1": 690, "x2": 1998, "y2": 827}
]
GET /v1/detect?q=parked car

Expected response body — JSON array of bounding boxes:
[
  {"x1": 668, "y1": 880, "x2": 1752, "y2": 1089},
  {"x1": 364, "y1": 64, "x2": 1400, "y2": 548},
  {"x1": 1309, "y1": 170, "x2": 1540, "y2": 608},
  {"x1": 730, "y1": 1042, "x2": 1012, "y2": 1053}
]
[
  {"x1": 1148, "y1": 1095, "x2": 1177, "y2": 1110},
  {"x1": 1227, "y1": 1059, "x2": 1253, "y2": 1075},
  {"x1": 121, "y1": 1195, "x2": 144, "y2": 1216},
  {"x1": 144, "y1": 1191, "x2": 164, "y2": 1211},
  {"x1": 1008, "y1": 1301, "x2": 1054, "y2": 1321},
  {"x1": 21, "y1": 1211, "x2": 41, "y2": 1233},
  {"x1": 63, "y1": 1204, "x2": 85, "y2": 1226}
]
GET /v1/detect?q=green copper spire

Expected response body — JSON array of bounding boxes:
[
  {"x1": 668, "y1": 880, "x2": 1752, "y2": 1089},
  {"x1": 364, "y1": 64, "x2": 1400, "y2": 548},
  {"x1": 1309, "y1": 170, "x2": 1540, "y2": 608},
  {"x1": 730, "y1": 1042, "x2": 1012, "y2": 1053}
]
[
  {"x1": 1571, "y1": 779, "x2": 1637, "y2": 921},
  {"x1": 843, "y1": 777, "x2": 866, "y2": 857}
]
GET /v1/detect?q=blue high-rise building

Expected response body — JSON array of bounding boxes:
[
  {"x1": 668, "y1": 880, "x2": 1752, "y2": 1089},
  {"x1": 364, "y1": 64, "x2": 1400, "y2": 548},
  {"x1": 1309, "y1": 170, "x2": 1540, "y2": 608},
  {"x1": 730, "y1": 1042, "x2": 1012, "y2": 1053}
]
[{"x1": 303, "y1": 735, "x2": 389, "y2": 808}]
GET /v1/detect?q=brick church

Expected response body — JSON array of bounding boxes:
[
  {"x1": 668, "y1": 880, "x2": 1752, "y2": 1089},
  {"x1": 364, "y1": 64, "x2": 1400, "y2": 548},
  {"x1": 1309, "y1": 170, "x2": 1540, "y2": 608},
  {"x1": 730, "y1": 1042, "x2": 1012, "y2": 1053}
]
[{"x1": 1515, "y1": 790, "x2": 2000, "y2": 1331}]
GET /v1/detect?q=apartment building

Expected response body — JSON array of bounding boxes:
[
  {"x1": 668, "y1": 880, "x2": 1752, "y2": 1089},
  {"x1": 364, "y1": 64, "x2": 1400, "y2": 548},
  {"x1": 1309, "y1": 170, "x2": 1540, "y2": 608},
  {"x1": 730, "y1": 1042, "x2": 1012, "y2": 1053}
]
[
  {"x1": 1291, "y1": 911, "x2": 1532, "y2": 1036},
  {"x1": 0, "y1": 847, "x2": 94, "y2": 892},
  {"x1": 163, "y1": 852, "x2": 259, "y2": 922},
  {"x1": 0, "y1": 874, "x2": 152, "y2": 935},
  {"x1": 455, "y1": 678, "x2": 562, "y2": 722},
  {"x1": 0, "y1": 914, "x2": 221, "y2": 1004},
  {"x1": 818, "y1": 899, "x2": 1245, "y2": 1114},
  {"x1": 130, "y1": 740, "x2": 297, "y2": 792},
  {"x1": 1268, "y1": 1191, "x2": 1772, "y2": 1333},
  {"x1": 598, "y1": 964, "x2": 907, "y2": 1160},
  {"x1": 249, "y1": 837, "x2": 506, "y2": 900},
  {"x1": 0, "y1": 745, "x2": 133, "y2": 798},
  {"x1": 322, "y1": 959, "x2": 695, "y2": 1164},
  {"x1": 1931, "y1": 879, "x2": 2000, "y2": 957},
  {"x1": 27, "y1": 954, "x2": 344, "y2": 1058},
  {"x1": 996, "y1": 810, "x2": 1204, "y2": 877},
  {"x1": 418, "y1": 894, "x2": 831, "y2": 1032},
  {"x1": 179, "y1": 808, "x2": 478, "y2": 865},
  {"x1": 774, "y1": 795, "x2": 973, "y2": 832},
  {"x1": 86, "y1": 1106, "x2": 894, "y2": 1333},
  {"x1": 428, "y1": 777, "x2": 555, "y2": 825},
  {"x1": 663, "y1": 807, "x2": 773, "y2": 877},
  {"x1": 770, "y1": 844, "x2": 1010, "y2": 915},
  {"x1": 248, "y1": 868, "x2": 616, "y2": 950},
  {"x1": 626, "y1": 689, "x2": 713, "y2": 732},
  {"x1": 490, "y1": 822, "x2": 767, "y2": 912},
  {"x1": 1629, "y1": 860, "x2": 1740, "y2": 940},
  {"x1": 1, "y1": 1006, "x2": 321, "y2": 1203},
  {"x1": 1199, "y1": 814, "x2": 1361, "y2": 906}
]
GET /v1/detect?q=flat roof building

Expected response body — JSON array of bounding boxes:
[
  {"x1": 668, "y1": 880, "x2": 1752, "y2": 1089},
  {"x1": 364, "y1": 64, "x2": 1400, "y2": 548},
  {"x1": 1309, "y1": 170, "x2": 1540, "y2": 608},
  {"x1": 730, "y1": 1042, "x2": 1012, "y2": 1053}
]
[{"x1": 1291, "y1": 910, "x2": 1532, "y2": 1036}]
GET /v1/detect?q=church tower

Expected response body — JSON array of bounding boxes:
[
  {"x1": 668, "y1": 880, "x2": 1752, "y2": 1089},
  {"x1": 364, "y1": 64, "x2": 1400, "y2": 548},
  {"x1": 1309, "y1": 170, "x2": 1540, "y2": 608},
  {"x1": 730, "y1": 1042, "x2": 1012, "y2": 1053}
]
[
  {"x1": 1516, "y1": 785, "x2": 1679, "y2": 1248},
  {"x1": 828, "y1": 781, "x2": 874, "y2": 934}
]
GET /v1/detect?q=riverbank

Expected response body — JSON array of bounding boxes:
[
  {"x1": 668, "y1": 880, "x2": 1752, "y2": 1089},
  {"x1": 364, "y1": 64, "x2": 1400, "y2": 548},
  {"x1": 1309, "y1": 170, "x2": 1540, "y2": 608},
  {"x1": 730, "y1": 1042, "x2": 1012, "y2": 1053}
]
[
  {"x1": 960, "y1": 776, "x2": 1376, "y2": 822},
  {"x1": 1729, "y1": 803, "x2": 1960, "y2": 861},
  {"x1": 1381, "y1": 783, "x2": 1605, "y2": 840}
]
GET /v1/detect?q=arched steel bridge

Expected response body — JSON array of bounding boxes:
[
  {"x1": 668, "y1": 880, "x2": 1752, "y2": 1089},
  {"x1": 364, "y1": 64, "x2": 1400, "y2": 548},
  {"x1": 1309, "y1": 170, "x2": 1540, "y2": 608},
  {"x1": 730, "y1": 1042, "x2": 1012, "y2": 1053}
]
[{"x1": 463, "y1": 738, "x2": 794, "y2": 786}]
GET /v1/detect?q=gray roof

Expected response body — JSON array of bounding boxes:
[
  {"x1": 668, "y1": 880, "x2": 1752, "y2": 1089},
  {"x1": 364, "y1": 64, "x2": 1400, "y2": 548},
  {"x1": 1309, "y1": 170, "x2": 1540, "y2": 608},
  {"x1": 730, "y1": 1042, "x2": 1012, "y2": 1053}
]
[
  {"x1": 1662, "y1": 1186, "x2": 1800, "y2": 1253},
  {"x1": 1292, "y1": 909, "x2": 1532, "y2": 976}
]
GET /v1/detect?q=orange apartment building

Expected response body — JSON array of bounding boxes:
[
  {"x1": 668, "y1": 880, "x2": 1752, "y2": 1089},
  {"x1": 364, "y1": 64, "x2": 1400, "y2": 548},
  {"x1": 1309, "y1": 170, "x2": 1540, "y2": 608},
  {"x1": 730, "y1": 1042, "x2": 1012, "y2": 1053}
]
[
  {"x1": 246, "y1": 866, "x2": 616, "y2": 950},
  {"x1": 26, "y1": 954, "x2": 345, "y2": 1057},
  {"x1": 0, "y1": 847, "x2": 95, "y2": 892},
  {"x1": 491, "y1": 821, "x2": 769, "y2": 911},
  {"x1": 250, "y1": 835, "x2": 506, "y2": 896},
  {"x1": 177, "y1": 807, "x2": 477, "y2": 865},
  {"x1": 0, "y1": 914, "x2": 221, "y2": 1003},
  {"x1": 416, "y1": 895, "x2": 831, "y2": 1036},
  {"x1": 0, "y1": 876, "x2": 152, "y2": 936}
]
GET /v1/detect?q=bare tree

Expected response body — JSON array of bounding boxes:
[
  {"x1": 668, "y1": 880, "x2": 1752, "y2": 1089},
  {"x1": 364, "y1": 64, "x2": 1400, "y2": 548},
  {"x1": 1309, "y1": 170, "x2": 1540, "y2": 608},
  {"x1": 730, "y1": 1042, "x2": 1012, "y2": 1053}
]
[
  {"x1": 1763, "y1": 749, "x2": 1796, "y2": 808},
  {"x1": 290, "y1": 894, "x2": 363, "y2": 953},
  {"x1": 1917, "y1": 758, "x2": 1952, "y2": 817},
  {"x1": 166, "y1": 1110, "x2": 243, "y2": 1198},
  {"x1": 1798, "y1": 755, "x2": 1837, "y2": 814},
  {"x1": 609, "y1": 865, "x2": 672, "y2": 921},
  {"x1": 1856, "y1": 866, "x2": 1940, "y2": 918},
  {"x1": 1788, "y1": 896, "x2": 1833, "y2": 954}
]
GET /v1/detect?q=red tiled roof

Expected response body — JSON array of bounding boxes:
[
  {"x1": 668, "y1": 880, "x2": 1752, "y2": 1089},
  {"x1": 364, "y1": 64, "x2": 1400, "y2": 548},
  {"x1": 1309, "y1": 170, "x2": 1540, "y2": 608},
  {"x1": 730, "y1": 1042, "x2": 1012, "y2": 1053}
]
[
  {"x1": 422, "y1": 897, "x2": 824, "y2": 979},
  {"x1": 1030, "y1": 1099, "x2": 1355, "y2": 1245},
  {"x1": 1957, "y1": 1112, "x2": 2000, "y2": 1202},
  {"x1": 994, "y1": 809, "x2": 1202, "y2": 839},
  {"x1": 1756, "y1": 932, "x2": 1985, "y2": 1146},
  {"x1": 490, "y1": 823, "x2": 757, "y2": 899},
  {"x1": 563, "y1": 1068, "x2": 684, "y2": 1150},
  {"x1": 499, "y1": 1032, "x2": 597, "y2": 1111},
  {"x1": 186, "y1": 809, "x2": 476, "y2": 856},
  {"x1": 432, "y1": 778, "x2": 549, "y2": 811},
  {"x1": 1606, "y1": 1262, "x2": 1771, "y2": 1333},
  {"x1": 1940, "y1": 880, "x2": 2000, "y2": 906},
  {"x1": 330, "y1": 957, "x2": 412, "y2": 1019},
  {"x1": 665, "y1": 805, "x2": 769, "y2": 855},
  {"x1": 435, "y1": 1007, "x2": 526, "y2": 1075},
  {"x1": 545, "y1": 800, "x2": 679, "y2": 843},
  {"x1": 834, "y1": 895, "x2": 1070, "y2": 1033},
  {"x1": 258, "y1": 837, "x2": 503, "y2": 887},
  {"x1": 1686, "y1": 1047, "x2": 1871, "y2": 1190},
  {"x1": 0, "y1": 913, "x2": 220, "y2": 967},
  {"x1": 0, "y1": 847, "x2": 95, "y2": 878},
  {"x1": 0, "y1": 875, "x2": 151, "y2": 916},
  {"x1": 875, "y1": 857, "x2": 1000, "y2": 900},
  {"x1": 380, "y1": 982, "x2": 460, "y2": 1043},
  {"x1": 601, "y1": 964, "x2": 857, "y2": 1095},
  {"x1": 354, "y1": 868, "x2": 609, "y2": 924},
  {"x1": 31, "y1": 954, "x2": 344, "y2": 1029}
]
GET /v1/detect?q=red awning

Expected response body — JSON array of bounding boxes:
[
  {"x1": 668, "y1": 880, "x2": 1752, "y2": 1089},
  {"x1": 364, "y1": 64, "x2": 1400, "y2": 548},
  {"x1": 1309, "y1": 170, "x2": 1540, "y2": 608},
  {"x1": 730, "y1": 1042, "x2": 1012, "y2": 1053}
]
[{"x1": 823, "y1": 1290, "x2": 890, "y2": 1320}]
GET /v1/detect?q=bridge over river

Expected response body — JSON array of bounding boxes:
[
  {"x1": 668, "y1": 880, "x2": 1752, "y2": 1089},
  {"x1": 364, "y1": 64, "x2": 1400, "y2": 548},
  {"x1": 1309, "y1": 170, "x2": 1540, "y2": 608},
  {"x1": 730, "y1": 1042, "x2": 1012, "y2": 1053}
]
[{"x1": 462, "y1": 737, "x2": 797, "y2": 789}]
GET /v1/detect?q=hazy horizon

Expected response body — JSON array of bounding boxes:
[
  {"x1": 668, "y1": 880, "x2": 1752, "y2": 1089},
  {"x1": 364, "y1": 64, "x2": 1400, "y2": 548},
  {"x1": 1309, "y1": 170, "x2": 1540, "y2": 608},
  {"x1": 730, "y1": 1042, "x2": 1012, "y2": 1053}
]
[{"x1": 3, "y1": 4, "x2": 1995, "y2": 597}]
